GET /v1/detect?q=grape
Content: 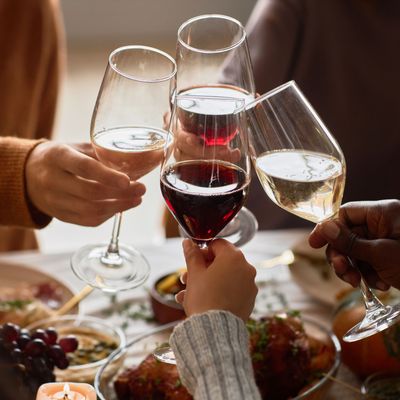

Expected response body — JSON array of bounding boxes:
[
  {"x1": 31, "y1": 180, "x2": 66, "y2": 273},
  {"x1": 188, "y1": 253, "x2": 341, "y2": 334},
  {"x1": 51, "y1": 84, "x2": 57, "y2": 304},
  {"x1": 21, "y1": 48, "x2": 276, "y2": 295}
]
[
  {"x1": 0, "y1": 323, "x2": 78, "y2": 400},
  {"x1": 59, "y1": 335, "x2": 78, "y2": 353},
  {"x1": 2, "y1": 323, "x2": 20, "y2": 342},
  {"x1": 17, "y1": 335, "x2": 31, "y2": 350},
  {"x1": 45, "y1": 328, "x2": 57, "y2": 345},
  {"x1": 24, "y1": 339, "x2": 46, "y2": 357},
  {"x1": 48, "y1": 344, "x2": 69, "y2": 370},
  {"x1": 32, "y1": 329, "x2": 50, "y2": 344}
]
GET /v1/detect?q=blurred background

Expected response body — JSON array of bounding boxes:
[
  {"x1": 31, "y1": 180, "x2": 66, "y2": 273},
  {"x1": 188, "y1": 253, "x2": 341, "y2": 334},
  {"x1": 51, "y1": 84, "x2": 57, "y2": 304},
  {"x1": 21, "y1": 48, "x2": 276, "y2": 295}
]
[{"x1": 37, "y1": 0, "x2": 258, "y2": 252}]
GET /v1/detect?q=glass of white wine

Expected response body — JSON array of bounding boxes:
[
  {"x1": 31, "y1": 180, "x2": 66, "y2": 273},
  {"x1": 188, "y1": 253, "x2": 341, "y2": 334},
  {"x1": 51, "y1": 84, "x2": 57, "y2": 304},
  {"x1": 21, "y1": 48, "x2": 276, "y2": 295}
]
[
  {"x1": 246, "y1": 81, "x2": 400, "y2": 342},
  {"x1": 71, "y1": 45, "x2": 176, "y2": 293}
]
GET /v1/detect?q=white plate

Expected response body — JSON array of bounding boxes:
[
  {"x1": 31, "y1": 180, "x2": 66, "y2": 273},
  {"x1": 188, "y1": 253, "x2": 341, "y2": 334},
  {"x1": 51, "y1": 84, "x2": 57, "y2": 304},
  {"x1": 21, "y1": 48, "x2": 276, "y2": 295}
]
[{"x1": 0, "y1": 261, "x2": 79, "y2": 320}]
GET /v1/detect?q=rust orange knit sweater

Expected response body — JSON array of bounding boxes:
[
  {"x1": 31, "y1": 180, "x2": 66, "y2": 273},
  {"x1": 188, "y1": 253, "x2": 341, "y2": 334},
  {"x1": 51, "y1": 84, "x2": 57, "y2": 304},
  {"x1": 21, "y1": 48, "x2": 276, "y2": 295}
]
[{"x1": 0, "y1": 0, "x2": 63, "y2": 251}]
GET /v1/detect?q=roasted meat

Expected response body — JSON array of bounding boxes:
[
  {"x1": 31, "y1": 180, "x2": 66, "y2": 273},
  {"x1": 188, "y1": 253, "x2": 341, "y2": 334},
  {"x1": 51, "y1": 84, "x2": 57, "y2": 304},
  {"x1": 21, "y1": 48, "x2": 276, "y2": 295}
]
[{"x1": 248, "y1": 314, "x2": 311, "y2": 400}]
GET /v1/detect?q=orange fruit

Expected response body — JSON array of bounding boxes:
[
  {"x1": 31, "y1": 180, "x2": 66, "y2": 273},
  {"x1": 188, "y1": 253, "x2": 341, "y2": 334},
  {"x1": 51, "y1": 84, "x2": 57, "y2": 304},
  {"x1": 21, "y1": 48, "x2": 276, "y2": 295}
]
[{"x1": 332, "y1": 305, "x2": 400, "y2": 378}]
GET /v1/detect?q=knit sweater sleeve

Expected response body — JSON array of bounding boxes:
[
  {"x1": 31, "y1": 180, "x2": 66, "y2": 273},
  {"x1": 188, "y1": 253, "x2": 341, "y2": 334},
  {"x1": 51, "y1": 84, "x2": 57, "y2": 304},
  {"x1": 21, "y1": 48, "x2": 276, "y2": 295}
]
[
  {"x1": 170, "y1": 310, "x2": 261, "y2": 400},
  {"x1": 0, "y1": 137, "x2": 52, "y2": 228}
]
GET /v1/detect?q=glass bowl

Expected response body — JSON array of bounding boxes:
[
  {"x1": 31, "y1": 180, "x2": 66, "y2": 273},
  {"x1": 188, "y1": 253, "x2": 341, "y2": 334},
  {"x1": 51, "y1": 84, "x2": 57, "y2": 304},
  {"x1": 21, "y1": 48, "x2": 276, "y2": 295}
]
[
  {"x1": 361, "y1": 372, "x2": 400, "y2": 399},
  {"x1": 95, "y1": 318, "x2": 340, "y2": 400},
  {"x1": 27, "y1": 314, "x2": 126, "y2": 384}
]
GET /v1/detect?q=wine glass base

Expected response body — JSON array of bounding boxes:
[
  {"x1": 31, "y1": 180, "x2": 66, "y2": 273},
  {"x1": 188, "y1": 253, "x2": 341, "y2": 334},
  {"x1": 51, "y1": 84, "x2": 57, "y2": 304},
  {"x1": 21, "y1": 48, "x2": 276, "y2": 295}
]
[
  {"x1": 71, "y1": 243, "x2": 150, "y2": 293},
  {"x1": 343, "y1": 303, "x2": 400, "y2": 342},
  {"x1": 153, "y1": 344, "x2": 176, "y2": 365}
]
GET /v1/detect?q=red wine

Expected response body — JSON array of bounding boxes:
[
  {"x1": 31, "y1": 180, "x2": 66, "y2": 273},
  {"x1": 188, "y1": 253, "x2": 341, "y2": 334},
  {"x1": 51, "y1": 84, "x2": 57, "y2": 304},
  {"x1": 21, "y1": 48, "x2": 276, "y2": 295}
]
[
  {"x1": 177, "y1": 85, "x2": 254, "y2": 146},
  {"x1": 161, "y1": 160, "x2": 249, "y2": 245}
]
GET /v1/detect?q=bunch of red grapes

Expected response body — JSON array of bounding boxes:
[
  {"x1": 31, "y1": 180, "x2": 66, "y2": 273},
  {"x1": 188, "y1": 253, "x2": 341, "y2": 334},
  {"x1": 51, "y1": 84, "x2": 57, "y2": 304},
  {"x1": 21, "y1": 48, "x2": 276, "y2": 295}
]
[{"x1": 0, "y1": 322, "x2": 78, "y2": 400}]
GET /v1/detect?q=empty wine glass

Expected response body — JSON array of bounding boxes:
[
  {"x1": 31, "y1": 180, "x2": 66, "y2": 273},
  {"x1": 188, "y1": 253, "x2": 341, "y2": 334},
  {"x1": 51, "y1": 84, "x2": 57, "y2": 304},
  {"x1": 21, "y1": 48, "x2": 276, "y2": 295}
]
[
  {"x1": 154, "y1": 93, "x2": 251, "y2": 363},
  {"x1": 71, "y1": 45, "x2": 176, "y2": 293},
  {"x1": 174, "y1": 13, "x2": 258, "y2": 246},
  {"x1": 246, "y1": 80, "x2": 400, "y2": 342}
]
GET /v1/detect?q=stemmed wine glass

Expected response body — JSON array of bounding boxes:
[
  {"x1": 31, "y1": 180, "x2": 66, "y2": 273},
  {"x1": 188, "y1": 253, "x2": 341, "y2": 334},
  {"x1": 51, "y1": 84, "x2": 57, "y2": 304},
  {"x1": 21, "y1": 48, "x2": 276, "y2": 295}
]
[
  {"x1": 246, "y1": 80, "x2": 400, "y2": 342},
  {"x1": 154, "y1": 93, "x2": 251, "y2": 363},
  {"x1": 174, "y1": 14, "x2": 258, "y2": 246},
  {"x1": 71, "y1": 45, "x2": 177, "y2": 293}
]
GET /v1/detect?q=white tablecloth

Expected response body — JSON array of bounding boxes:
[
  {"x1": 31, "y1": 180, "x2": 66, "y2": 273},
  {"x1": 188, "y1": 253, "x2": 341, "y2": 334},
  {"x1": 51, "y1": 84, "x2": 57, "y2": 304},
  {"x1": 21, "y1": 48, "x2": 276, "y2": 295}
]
[{"x1": 0, "y1": 229, "x2": 362, "y2": 399}]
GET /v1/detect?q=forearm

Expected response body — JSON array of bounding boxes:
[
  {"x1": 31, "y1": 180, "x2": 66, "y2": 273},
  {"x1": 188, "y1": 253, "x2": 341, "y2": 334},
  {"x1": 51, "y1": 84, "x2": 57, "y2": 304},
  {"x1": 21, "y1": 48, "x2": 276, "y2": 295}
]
[
  {"x1": 0, "y1": 137, "x2": 52, "y2": 228},
  {"x1": 170, "y1": 310, "x2": 261, "y2": 400}
]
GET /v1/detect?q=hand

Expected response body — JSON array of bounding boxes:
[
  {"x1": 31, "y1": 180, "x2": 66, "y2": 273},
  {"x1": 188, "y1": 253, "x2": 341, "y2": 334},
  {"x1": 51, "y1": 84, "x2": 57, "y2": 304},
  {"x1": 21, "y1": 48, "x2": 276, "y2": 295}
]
[
  {"x1": 176, "y1": 239, "x2": 258, "y2": 321},
  {"x1": 26, "y1": 141, "x2": 146, "y2": 226},
  {"x1": 308, "y1": 200, "x2": 400, "y2": 290}
]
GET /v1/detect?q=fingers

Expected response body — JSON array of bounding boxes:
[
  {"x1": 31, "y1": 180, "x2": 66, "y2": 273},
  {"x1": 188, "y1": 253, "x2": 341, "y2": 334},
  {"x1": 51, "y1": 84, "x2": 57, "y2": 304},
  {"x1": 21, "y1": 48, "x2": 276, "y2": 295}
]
[
  {"x1": 58, "y1": 145, "x2": 130, "y2": 189},
  {"x1": 54, "y1": 171, "x2": 146, "y2": 201},
  {"x1": 175, "y1": 289, "x2": 186, "y2": 304},
  {"x1": 182, "y1": 239, "x2": 207, "y2": 275}
]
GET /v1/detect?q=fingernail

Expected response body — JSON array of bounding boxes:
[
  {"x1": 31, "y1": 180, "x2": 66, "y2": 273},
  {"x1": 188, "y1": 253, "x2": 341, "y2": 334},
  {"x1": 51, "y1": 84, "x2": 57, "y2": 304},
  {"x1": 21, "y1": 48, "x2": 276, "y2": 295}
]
[
  {"x1": 376, "y1": 281, "x2": 389, "y2": 291},
  {"x1": 174, "y1": 294, "x2": 180, "y2": 303},
  {"x1": 321, "y1": 221, "x2": 340, "y2": 240}
]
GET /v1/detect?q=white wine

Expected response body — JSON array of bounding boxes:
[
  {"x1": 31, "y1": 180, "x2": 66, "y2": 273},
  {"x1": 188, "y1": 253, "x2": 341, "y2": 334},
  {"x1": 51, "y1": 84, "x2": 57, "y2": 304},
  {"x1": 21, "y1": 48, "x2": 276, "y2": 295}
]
[
  {"x1": 255, "y1": 150, "x2": 345, "y2": 223},
  {"x1": 92, "y1": 126, "x2": 169, "y2": 181}
]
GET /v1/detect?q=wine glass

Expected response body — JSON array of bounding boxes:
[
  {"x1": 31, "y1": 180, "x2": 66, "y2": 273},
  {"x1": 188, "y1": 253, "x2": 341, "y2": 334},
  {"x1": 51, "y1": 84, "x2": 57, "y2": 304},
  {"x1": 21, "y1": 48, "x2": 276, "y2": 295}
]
[
  {"x1": 71, "y1": 45, "x2": 177, "y2": 293},
  {"x1": 174, "y1": 13, "x2": 258, "y2": 246},
  {"x1": 246, "y1": 80, "x2": 400, "y2": 342},
  {"x1": 154, "y1": 93, "x2": 251, "y2": 363}
]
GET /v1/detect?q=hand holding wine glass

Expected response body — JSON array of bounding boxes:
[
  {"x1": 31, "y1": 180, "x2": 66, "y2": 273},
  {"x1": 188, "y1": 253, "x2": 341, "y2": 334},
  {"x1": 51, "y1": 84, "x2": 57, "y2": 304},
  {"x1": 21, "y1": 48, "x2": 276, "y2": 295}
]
[
  {"x1": 154, "y1": 93, "x2": 251, "y2": 364},
  {"x1": 246, "y1": 81, "x2": 400, "y2": 342},
  {"x1": 309, "y1": 199, "x2": 400, "y2": 291},
  {"x1": 71, "y1": 45, "x2": 176, "y2": 293},
  {"x1": 177, "y1": 238, "x2": 258, "y2": 322}
]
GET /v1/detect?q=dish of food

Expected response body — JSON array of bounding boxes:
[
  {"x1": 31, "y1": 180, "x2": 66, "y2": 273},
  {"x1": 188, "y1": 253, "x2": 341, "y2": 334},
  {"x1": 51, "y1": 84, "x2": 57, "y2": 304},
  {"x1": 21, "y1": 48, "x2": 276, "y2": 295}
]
[
  {"x1": 95, "y1": 314, "x2": 341, "y2": 400},
  {"x1": 289, "y1": 236, "x2": 350, "y2": 306},
  {"x1": 0, "y1": 261, "x2": 78, "y2": 326},
  {"x1": 27, "y1": 315, "x2": 126, "y2": 384},
  {"x1": 149, "y1": 271, "x2": 186, "y2": 324}
]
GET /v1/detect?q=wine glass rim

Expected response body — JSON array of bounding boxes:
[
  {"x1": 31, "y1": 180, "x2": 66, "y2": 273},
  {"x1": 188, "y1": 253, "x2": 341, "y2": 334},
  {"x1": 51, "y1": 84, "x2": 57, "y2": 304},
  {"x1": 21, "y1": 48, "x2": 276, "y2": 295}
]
[
  {"x1": 177, "y1": 14, "x2": 246, "y2": 54},
  {"x1": 245, "y1": 80, "x2": 298, "y2": 110},
  {"x1": 175, "y1": 92, "x2": 246, "y2": 112},
  {"x1": 108, "y1": 45, "x2": 177, "y2": 83}
]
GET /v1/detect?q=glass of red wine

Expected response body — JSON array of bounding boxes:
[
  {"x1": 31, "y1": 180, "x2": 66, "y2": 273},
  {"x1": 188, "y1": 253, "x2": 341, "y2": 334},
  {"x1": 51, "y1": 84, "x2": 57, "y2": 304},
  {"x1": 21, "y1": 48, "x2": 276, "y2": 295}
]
[
  {"x1": 174, "y1": 14, "x2": 258, "y2": 246},
  {"x1": 71, "y1": 45, "x2": 176, "y2": 293},
  {"x1": 154, "y1": 93, "x2": 251, "y2": 364}
]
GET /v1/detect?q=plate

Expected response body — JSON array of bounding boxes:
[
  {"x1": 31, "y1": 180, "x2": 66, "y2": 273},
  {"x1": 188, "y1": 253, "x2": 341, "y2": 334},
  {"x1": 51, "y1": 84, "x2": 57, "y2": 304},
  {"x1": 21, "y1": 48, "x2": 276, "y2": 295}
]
[
  {"x1": 0, "y1": 260, "x2": 79, "y2": 325},
  {"x1": 95, "y1": 318, "x2": 340, "y2": 400},
  {"x1": 289, "y1": 236, "x2": 350, "y2": 306}
]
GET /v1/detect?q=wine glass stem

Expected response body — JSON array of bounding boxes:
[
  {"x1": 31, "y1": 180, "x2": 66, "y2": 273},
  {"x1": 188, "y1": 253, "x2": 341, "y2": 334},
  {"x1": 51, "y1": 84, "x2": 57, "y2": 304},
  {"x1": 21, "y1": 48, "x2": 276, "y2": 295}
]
[
  {"x1": 101, "y1": 213, "x2": 123, "y2": 266},
  {"x1": 359, "y1": 278, "x2": 386, "y2": 313}
]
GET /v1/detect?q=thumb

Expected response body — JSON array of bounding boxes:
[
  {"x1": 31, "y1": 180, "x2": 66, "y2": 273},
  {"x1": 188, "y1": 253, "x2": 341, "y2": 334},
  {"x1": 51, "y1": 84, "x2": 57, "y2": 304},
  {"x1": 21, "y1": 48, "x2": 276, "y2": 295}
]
[{"x1": 182, "y1": 239, "x2": 206, "y2": 276}]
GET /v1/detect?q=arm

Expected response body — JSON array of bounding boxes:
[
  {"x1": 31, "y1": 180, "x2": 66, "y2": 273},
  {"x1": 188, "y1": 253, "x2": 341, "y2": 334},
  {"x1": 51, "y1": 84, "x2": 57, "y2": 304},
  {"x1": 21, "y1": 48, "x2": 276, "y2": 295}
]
[
  {"x1": 170, "y1": 239, "x2": 261, "y2": 400},
  {"x1": 0, "y1": 137, "x2": 146, "y2": 228},
  {"x1": 246, "y1": 0, "x2": 303, "y2": 93}
]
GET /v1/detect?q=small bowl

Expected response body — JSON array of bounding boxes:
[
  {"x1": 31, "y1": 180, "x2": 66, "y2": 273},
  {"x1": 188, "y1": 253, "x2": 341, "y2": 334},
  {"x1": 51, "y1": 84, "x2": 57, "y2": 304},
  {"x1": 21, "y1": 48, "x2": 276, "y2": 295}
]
[
  {"x1": 95, "y1": 318, "x2": 341, "y2": 400},
  {"x1": 27, "y1": 315, "x2": 126, "y2": 384},
  {"x1": 361, "y1": 372, "x2": 400, "y2": 399},
  {"x1": 149, "y1": 272, "x2": 186, "y2": 324}
]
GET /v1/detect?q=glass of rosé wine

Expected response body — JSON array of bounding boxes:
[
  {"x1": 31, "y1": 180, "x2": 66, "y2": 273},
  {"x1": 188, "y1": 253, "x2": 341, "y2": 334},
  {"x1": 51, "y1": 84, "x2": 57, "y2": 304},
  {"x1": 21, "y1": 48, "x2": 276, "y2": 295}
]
[
  {"x1": 154, "y1": 93, "x2": 251, "y2": 364},
  {"x1": 71, "y1": 45, "x2": 176, "y2": 293}
]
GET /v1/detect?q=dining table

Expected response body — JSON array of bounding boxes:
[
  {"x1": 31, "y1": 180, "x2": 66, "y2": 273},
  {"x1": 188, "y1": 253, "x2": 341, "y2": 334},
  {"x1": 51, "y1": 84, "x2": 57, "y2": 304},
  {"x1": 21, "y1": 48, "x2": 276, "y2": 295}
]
[{"x1": 0, "y1": 229, "x2": 363, "y2": 399}]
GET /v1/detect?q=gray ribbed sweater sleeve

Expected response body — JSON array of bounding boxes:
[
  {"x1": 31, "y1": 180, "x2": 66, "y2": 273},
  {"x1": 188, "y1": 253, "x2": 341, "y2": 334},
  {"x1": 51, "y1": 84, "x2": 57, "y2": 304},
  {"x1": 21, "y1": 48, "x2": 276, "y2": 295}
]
[{"x1": 170, "y1": 310, "x2": 261, "y2": 400}]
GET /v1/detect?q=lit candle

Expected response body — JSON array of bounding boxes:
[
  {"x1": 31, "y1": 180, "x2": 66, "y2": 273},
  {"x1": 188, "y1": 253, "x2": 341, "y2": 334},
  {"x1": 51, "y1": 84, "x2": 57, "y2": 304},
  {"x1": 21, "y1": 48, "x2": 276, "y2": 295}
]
[{"x1": 36, "y1": 383, "x2": 96, "y2": 400}]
